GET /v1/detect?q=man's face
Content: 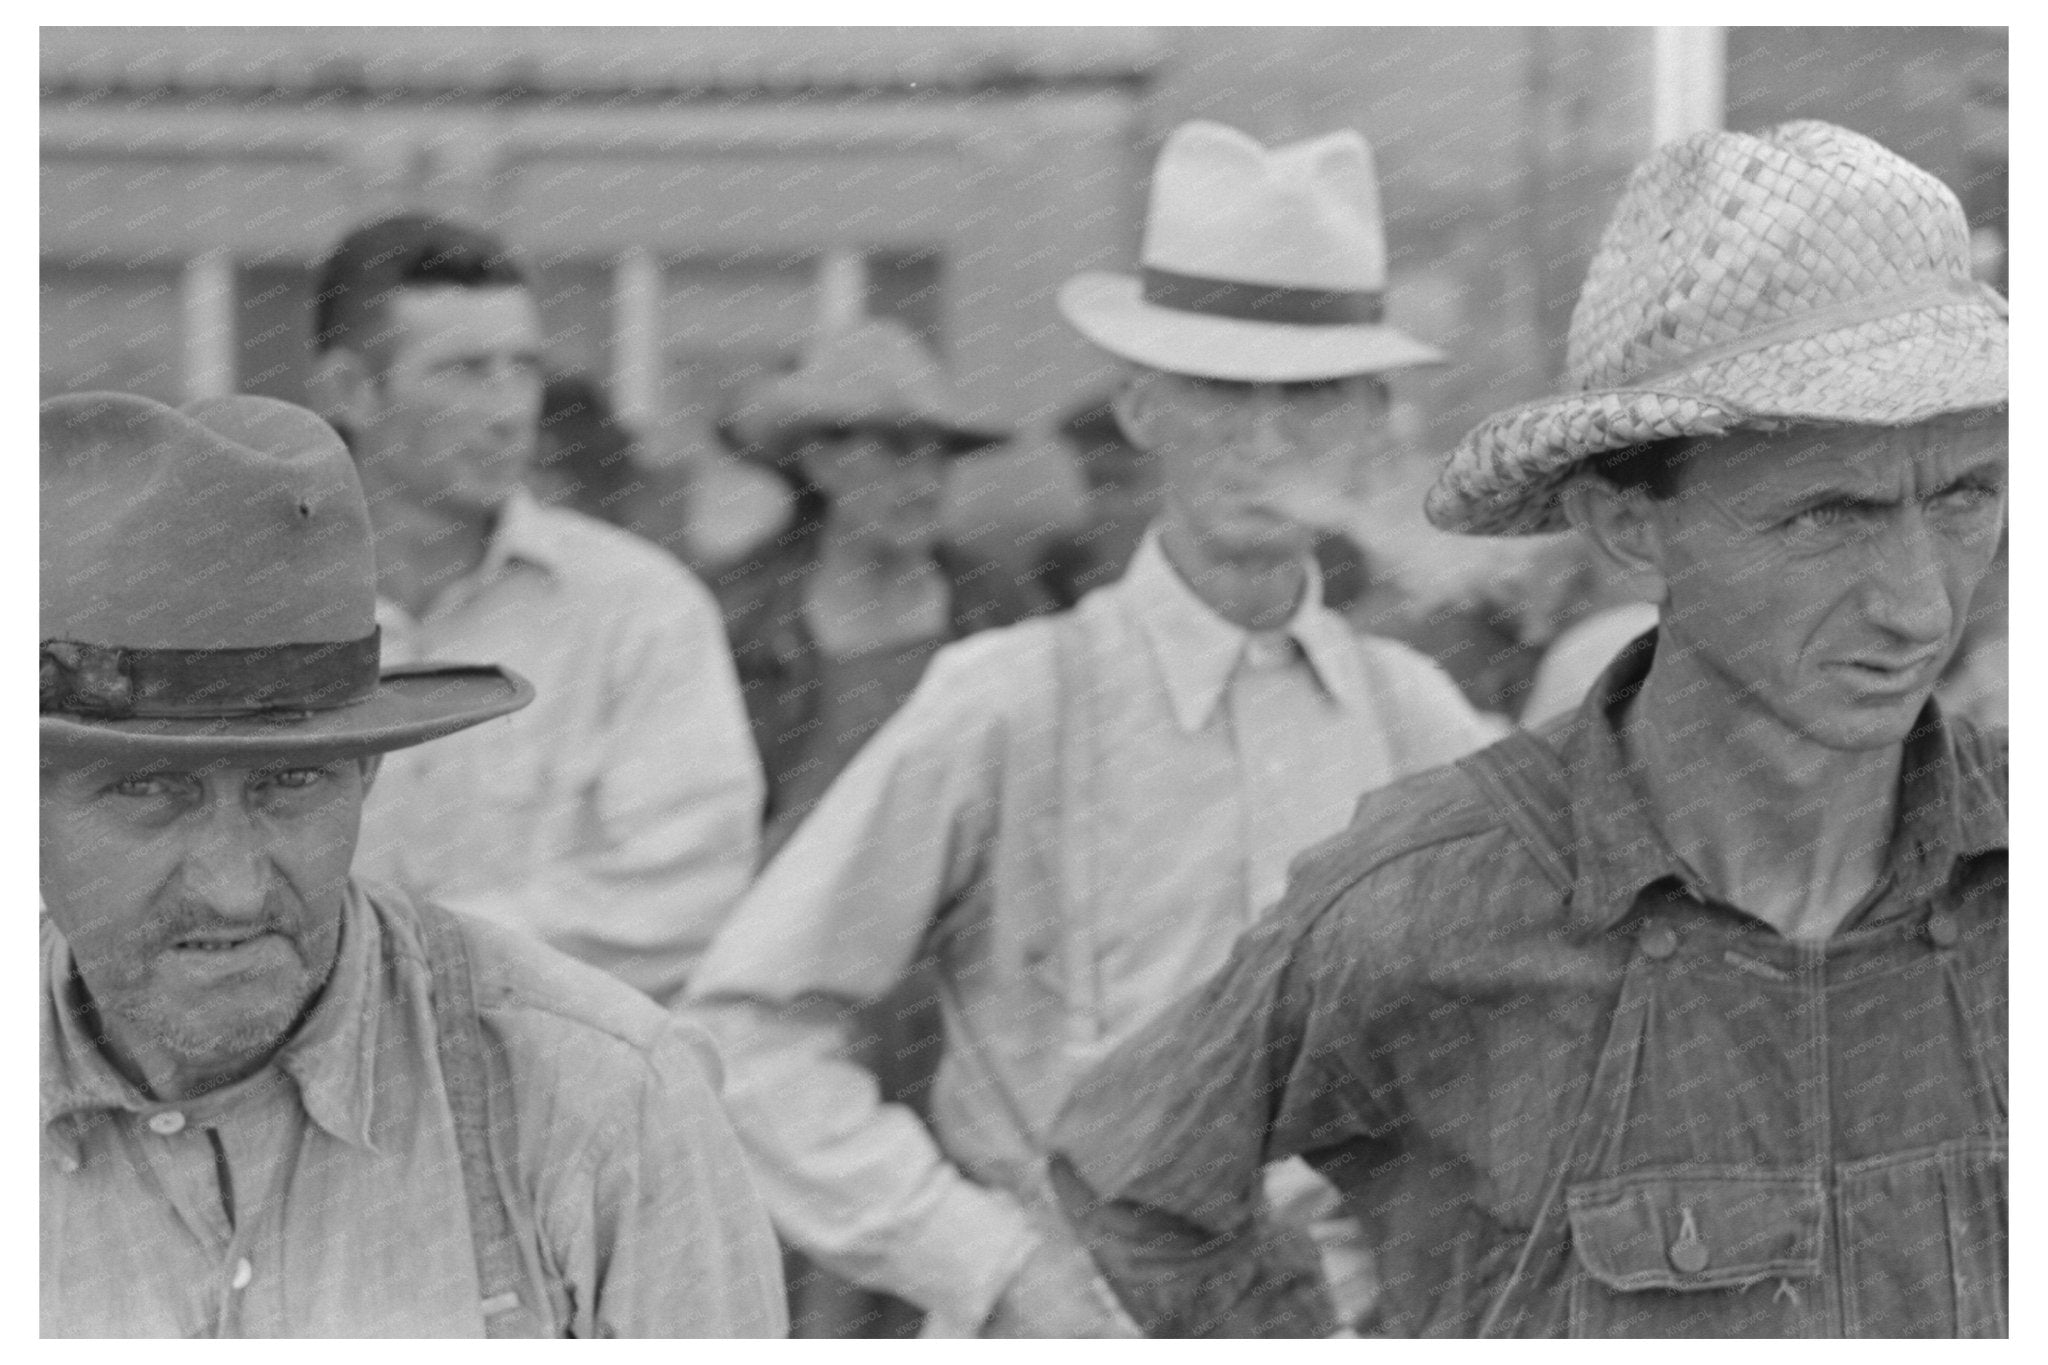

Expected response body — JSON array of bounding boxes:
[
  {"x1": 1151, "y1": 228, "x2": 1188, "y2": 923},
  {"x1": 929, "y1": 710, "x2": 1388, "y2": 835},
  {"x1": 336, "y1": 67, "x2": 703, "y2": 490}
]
[
  {"x1": 1640, "y1": 415, "x2": 2007, "y2": 752},
  {"x1": 40, "y1": 756, "x2": 367, "y2": 1084},
  {"x1": 352, "y1": 286, "x2": 544, "y2": 519},
  {"x1": 796, "y1": 426, "x2": 948, "y2": 558},
  {"x1": 1123, "y1": 372, "x2": 1390, "y2": 561}
]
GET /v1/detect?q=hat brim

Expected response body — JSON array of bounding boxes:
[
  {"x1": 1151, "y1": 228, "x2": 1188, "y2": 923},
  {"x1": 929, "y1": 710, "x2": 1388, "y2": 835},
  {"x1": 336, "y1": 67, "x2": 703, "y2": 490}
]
[
  {"x1": 1429, "y1": 296, "x2": 2009, "y2": 536},
  {"x1": 39, "y1": 664, "x2": 534, "y2": 765},
  {"x1": 725, "y1": 410, "x2": 1007, "y2": 468},
  {"x1": 1058, "y1": 272, "x2": 1445, "y2": 382}
]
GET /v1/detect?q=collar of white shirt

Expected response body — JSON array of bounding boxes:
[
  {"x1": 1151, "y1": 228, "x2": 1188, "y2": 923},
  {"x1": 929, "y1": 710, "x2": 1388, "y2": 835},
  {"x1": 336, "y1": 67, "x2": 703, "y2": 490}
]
[{"x1": 1120, "y1": 529, "x2": 1372, "y2": 733}]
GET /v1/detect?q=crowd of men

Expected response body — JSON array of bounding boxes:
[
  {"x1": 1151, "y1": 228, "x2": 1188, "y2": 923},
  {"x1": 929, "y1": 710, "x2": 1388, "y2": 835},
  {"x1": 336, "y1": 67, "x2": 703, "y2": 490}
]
[{"x1": 41, "y1": 113, "x2": 2006, "y2": 1338}]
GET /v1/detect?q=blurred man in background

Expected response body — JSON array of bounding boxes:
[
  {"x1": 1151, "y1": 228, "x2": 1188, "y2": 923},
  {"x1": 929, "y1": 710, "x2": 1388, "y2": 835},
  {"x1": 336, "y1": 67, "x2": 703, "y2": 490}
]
[
  {"x1": 713, "y1": 316, "x2": 1053, "y2": 1336},
  {"x1": 310, "y1": 213, "x2": 762, "y2": 1005},
  {"x1": 688, "y1": 119, "x2": 1500, "y2": 1338}
]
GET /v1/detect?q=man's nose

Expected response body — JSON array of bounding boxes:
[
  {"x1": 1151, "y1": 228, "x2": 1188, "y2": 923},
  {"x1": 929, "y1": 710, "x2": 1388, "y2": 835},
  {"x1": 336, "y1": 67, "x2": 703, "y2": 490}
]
[
  {"x1": 1865, "y1": 516, "x2": 1956, "y2": 645},
  {"x1": 1239, "y1": 391, "x2": 1295, "y2": 466},
  {"x1": 180, "y1": 816, "x2": 273, "y2": 923}
]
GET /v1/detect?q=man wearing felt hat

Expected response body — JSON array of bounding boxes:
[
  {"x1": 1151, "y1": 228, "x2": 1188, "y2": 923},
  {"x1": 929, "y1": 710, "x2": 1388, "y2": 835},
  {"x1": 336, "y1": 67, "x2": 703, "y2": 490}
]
[
  {"x1": 40, "y1": 392, "x2": 785, "y2": 1336},
  {"x1": 686, "y1": 120, "x2": 1499, "y2": 1337},
  {"x1": 1049, "y1": 121, "x2": 2008, "y2": 1337}
]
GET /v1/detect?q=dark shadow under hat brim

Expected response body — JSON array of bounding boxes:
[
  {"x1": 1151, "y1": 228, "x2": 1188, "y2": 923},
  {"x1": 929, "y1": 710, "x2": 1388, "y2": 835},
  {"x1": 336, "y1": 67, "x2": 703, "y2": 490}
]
[{"x1": 39, "y1": 664, "x2": 533, "y2": 765}]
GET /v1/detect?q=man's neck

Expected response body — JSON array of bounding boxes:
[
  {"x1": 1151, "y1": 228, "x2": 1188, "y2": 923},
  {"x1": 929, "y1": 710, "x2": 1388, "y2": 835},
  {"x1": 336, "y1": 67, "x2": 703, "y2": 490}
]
[
  {"x1": 1622, "y1": 648, "x2": 1903, "y2": 942},
  {"x1": 368, "y1": 491, "x2": 499, "y2": 622},
  {"x1": 1155, "y1": 514, "x2": 1306, "y2": 631}
]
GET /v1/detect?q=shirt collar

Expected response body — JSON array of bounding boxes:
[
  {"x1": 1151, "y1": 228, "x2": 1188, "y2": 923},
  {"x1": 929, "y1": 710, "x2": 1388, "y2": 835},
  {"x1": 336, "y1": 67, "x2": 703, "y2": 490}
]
[
  {"x1": 1557, "y1": 631, "x2": 2008, "y2": 934},
  {"x1": 42, "y1": 884, "x2": 389, "y2": 1162},
  {"x1": 1122, "y1": 529, "x2": 1371, "y2": 733},
  {"x1": 476, "y1": 487, "x2": 564, "y2": 580}
]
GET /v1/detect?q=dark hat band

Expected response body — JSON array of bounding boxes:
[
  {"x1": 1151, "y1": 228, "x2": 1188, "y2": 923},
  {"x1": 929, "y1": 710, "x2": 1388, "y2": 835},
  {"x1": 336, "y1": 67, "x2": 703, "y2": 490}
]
[
  {"x1": 1141, "y1": 266, "x2": 1385, "y2": 327},
  {"x1": 41, "y1": 630, "x2": 382, "y2": 720}
]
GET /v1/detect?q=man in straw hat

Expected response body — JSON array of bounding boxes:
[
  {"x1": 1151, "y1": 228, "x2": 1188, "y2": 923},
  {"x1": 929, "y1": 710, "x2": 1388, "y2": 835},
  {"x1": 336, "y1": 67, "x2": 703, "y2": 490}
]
[
  {"x1": 1046, "y1": 121, "x2": 2007, "y2": 1337},
  {"x1": 309, "y1": 213, "x2": 763, "y2": 1007},
  {"x1": 40, "y1": 392, "x2": 785, "y2": 1336},
  {"x1": 686, "y1": 121, "x2": 1498, "y2": 1337}
]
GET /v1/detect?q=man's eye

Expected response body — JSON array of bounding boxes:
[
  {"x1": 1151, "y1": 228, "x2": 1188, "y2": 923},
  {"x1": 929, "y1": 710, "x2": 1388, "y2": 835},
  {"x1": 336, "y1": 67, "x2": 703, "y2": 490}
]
[
  {"x1": 1933, "y1": 482, "x2": 2000, "y2": 511},
  {"x1": 109, "y1": 775, "x2": 180, "y2": 798},
  {"x1": 267, "y1": 768, "x2": 330, "y2": 792},
  {"x1": 1788, "y1": 504, "x2": 1851, "y2": 531}
]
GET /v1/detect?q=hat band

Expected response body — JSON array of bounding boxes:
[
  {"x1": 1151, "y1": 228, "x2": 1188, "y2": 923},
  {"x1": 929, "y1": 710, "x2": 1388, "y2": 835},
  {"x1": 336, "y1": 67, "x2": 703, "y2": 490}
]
[
  {"x1": 41, "y1": 630, "x2": 382, "y2": 720},
  {"x1": 1623, "y1": 277, "x2": 2003, "y2": 389},
  {"x1": 1141, "y1": 267, "x2": 1385, "y2": 327}
]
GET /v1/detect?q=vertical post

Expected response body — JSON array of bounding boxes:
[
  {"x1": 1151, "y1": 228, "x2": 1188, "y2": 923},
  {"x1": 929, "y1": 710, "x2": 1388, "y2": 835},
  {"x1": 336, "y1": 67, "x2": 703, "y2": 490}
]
[
  {"x1": 814, "y1": 249, "x2": 867, "y2": 331},
  {"x1": 180, "y1": 251, "x2": 236, "y2": 402},
  {"x1": 1652, "y1": 27, "x2": 1727, "y2": 144},
  {"x1": 613, "y1": 246, "x2": 663, "y2": 431}
]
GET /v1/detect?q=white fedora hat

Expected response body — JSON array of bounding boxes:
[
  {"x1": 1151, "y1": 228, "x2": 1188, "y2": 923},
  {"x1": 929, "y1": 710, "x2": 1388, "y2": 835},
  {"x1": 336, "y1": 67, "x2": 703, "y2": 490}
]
[{"x1": 1059, "y1": 120, "x2": 1444, "y2": 383}]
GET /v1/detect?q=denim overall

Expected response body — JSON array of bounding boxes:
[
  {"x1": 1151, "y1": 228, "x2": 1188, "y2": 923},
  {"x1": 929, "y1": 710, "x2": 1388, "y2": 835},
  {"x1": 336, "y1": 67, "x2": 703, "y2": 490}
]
[{"x1": 1469, "y1": 736, "x2": 2007, "y2": 1338}]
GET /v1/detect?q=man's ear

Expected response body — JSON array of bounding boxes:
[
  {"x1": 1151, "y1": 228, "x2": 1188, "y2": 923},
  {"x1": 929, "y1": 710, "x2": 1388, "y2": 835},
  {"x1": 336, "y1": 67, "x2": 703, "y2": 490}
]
[
  {"x1": 307, "y1": 347, "x2": 377, "y2": 438},
  {"x1": 355, "y1": 753, "x2": 382, "y2": 793},
  {"x1": 1561, "y1": 475, "x2": 1670, "y2": 606},
  {"x1": 1109, "y1": 370, "x2": 1156, "y2": 452}
]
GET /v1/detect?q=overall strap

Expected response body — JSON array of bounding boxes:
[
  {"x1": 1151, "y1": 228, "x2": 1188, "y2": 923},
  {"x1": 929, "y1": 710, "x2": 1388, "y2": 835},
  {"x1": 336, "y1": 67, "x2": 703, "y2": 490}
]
[
  {"x1": 1455, "y1": 727, "x2": 1657, "y2": 1336},
  {"x1": 1050, "y1": 603, "x2": 1110, "y2": 1050},
  {"x1": 1455, "y1": 728, "x2": 1576, "y2": 894},
  {"x1": 415, "y1": 900, "x2": 555, "y2": 1339}
]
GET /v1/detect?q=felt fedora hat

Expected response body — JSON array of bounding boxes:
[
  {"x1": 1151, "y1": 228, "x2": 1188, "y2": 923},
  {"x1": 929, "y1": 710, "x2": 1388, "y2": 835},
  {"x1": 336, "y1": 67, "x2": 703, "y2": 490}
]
[
  {"x1": 1058, "y1": 120, "x2": 1445, "y2": 383},
  {"x1": 41, "y1": 392, "x2": 532, "y2": 762},
  {"x1": 721, "y1": 317, "x2": 1008, "y2": 467},
  {"x1": 1429, "y1": 120, "x2": 2010, "y2": 536}
]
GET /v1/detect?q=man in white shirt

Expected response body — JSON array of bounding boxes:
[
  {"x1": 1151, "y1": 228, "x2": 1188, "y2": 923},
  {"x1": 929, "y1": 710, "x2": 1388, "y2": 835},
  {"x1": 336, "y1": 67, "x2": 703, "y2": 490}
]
[
  {"x1": 310, "y1": 213, "x2": 763, "y2": 1005},
  {"x1": 687, "y1": 121, "x2": 1502, "y2": 1336}
]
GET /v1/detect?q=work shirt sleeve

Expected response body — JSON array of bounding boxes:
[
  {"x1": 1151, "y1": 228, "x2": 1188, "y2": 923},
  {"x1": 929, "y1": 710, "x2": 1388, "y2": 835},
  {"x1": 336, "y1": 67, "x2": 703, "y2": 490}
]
[
  {"x1": 530, "y1": 1017, "x2": 788, "y2": 1337},
  {"x1": 439, "y1": 571, "x2": 765, "y2": 1008},
  {"x1": 1048, "y1": 866, "x2": 1404, "y2": 1338},
  {"x1": 684, "y1": 631, "x2": 1048, "y2": 1331}
]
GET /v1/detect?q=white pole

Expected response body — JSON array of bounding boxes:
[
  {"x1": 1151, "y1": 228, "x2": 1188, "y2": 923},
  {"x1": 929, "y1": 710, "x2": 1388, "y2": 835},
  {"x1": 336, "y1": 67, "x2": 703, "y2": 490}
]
[
  {"x1": 1651, "y1": 27, "x2": 1727, "y2": 146},
  {"x1": 612, "y1": 246, "x2": 663, "y2": 431},
  {"x1": 180, "y1": 251, "x2": 236, "y2": 401},
  {"x1": 814, "y1": 250, "x2": 867, "y2": 331}
]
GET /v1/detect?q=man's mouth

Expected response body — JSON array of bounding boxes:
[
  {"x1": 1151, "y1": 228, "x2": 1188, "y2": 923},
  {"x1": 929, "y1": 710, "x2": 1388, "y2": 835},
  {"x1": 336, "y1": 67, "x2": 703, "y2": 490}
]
[{"x1": 171, "y1": 929, "x2": 274, "y2": 953}]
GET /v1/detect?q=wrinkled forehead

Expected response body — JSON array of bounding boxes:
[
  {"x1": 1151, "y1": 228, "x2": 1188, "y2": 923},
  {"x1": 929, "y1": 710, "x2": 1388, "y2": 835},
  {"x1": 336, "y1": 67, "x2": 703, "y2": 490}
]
[{"x1": 1690, "y1": 413, "x2": 2007, "y2": 503}]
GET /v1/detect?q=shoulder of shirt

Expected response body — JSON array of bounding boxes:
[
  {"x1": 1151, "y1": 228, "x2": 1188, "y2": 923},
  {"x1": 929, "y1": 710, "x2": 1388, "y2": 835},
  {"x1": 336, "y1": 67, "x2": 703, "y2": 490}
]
[
  {"x1": 896, "y1": 610, "x2": 1066, "y2": 724},
  {"x1": 523, "y1": 504, "x2": 716, "y2": 601},
  {"x1": 1944, "y1": 713, "x2": 2008, "y2": 831},
  {"x1": 410, "y1": 901, "x2": 726, "y2": 1100},
  {"x1": 1345, "y1": 629, "x2": 1468, "y2": 694}
]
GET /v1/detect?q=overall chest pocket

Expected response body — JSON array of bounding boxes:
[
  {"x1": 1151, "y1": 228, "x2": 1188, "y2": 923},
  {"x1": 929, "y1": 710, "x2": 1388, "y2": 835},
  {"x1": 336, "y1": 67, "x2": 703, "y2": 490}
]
[{"x1": 1566, "y1": 1171, "x2": 1825, "y2": 1338}]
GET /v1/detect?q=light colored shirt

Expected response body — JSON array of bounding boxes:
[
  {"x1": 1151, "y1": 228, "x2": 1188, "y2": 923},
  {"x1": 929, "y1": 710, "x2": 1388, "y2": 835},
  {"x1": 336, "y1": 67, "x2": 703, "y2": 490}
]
[
  {"x1": 687, "y1": 533, "x2": 1503, "y2": 1331},
  {"x1": 357, "y1": 492, "x2": 764, "y2": 1005},
  {"x1": 41, "y1": 884, "x2": 787, "y2": 1338}
]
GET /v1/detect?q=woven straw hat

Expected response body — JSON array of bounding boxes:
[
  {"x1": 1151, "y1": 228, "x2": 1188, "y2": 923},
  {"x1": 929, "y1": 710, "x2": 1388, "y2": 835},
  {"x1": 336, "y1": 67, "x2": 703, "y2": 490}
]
[
  {"x1": 721, "y1": 317, "x2": 1007, "y2": 467},
  {"x1": 42, "y1": 392, "x2": 531, "y2": 761},
  {"x1": 1059, "y1": 120, "x2": 1444, "y2": 382},
  {"x1": 1429, "y1": 120, "x2": 2009, "y2": 536}
]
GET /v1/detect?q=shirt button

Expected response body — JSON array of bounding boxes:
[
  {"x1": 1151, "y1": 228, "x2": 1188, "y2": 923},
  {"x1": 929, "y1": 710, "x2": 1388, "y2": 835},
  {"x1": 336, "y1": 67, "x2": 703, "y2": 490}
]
[
  {"x1": 231, "y1": 1258, "x2": 253, "y2": 1291},
  {"x1": 1926, "y1": 912, "x2": 1960, "y2": 948},
  {"x1": 1638, "y1": 924, "x2": 1679, "y2": 960},
  {"x1": 1668, "y1": 1237, "x2": 1710, "y2": 1274},
  {"x1": 147, "y1": 1110, "x2": 186, "y2": 1136}
]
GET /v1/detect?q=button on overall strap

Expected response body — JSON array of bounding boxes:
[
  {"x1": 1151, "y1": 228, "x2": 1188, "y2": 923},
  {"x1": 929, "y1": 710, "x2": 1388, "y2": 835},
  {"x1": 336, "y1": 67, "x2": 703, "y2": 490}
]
[{"x1": 415, "y1": 900, "x2": 556, "y2": 1338}]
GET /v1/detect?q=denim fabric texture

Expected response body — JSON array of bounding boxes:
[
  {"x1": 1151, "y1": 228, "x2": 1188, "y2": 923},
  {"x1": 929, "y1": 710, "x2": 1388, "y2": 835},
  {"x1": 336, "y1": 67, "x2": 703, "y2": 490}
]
[{"x1": 1051, "y1": 640, "x2": 2006, "y2": 1338}]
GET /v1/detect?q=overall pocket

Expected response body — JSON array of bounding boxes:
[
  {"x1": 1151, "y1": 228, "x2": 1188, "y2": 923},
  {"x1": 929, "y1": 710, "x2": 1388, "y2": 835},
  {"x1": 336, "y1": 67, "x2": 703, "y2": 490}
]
[{"x1": 1565, "y1": 1170, "x2": 1825, "y2": 1338}]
